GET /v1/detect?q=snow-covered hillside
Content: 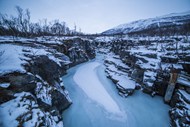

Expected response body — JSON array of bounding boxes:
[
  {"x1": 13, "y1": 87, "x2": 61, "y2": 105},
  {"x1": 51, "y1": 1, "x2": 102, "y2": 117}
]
[{"x1": 102, "y1": 11, "x2": 190, "y2": 35}]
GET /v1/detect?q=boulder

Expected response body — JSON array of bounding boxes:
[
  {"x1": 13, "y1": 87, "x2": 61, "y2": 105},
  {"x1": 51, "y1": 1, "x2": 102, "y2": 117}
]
[
  {"x1": 29, "y1": 55, "x2": 62, "y2": 84},
  {"x1": 0, "y1": 72, "x2": 36, "y2": 93},
  {"x1": 51, "y1": 89, "x2": 72, "y2": 112}
]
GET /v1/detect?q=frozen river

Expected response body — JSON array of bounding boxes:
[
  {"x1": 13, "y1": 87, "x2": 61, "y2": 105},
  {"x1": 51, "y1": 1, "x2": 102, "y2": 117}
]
[{"x1": 62, "y1": 53, "x2": 170, "y2": 127}]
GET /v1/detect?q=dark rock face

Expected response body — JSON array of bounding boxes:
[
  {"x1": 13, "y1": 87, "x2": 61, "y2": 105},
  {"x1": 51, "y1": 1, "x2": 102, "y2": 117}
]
[
  {"x1": 9, "y1": 73, "x2": 35, "y2": 87},
  {"x1": 131, "y1": 68, "x2": 144, "y2": 83},
  {"x1": 26, "y1": 55, "x2": 73, "y2": 114},
  {"x1": 0, "y1": 89, "x2": 15, "y2": 104},
  {"x1": 153, "y1": 72, "x2": 170, "y2": 96},
  {"x1": 64, "y1": 38, "x2": 95, "y2": 66},
  {"x1": 67, "y1": 47, "x2": 88, "y2": 66},
  {"x1": 51, "y1": 89, "x2": 71, "y2": 112},
  {"x1": 0, "y1": 72, "x2": 36, "y2": 93},
  {"x1": 169, "y1": 90, "x2": 190, "y2": 127},
  {"x1": 29, "y1": 55, "x2": 62, "y2": 84},
  {"x1": 182, "y1": 63, "x2": 190, "y2": 74},
  {"x1": 153, "y1": 81, "x2": 168, "y2": 96},
  {"x1": 0, "y1": 54, "x2": 72, "y2": 112},
  {"x1": 161, "y1": 56, "x2": 178, "y2": 63}
]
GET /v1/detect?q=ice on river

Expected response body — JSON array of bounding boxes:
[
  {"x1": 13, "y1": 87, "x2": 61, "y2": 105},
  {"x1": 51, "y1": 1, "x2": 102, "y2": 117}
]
[
  {"x1": 73, "y1": 62, "x2": 122, "y2": 115},
  {"x1": 63, "y1": 53, "x2": 170, "y2": 127}
]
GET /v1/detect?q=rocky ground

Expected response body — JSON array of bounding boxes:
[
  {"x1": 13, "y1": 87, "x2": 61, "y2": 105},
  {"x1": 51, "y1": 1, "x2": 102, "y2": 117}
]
[
  {"x1": 1, "y1": 35, "x2": 190, "y2": 127},
  {"x1": 95, "y1": 35, "x2": 190, "y2": 127},
  {"x1": 0, "y1": 36, "x2": 95, "y2": 127}
]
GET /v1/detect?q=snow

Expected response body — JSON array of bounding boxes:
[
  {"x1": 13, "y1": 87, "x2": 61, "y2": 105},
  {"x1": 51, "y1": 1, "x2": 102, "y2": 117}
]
[
  {"x1": 103, "y1": 10, "x2": 190, "y2": 35},
  {"x1": 106, "y1": 70, "x2": 136, "y2": 90},
  {"x1": 0, "y1": 36, "x2": 64, "y2": 44},
  {"x1": 136, "y1": 56, "x2": 158, "y2": 70},
  {"x1": 177, "y1": 75, "x2": 190, "y2": 87},
  {"x1": 0, "y1": 92, "x2": 40, "y2": 127},
  {"x1": 95, "y1": 36, "x2": 115, "y2": 43},
  {"x1": 73, "y1": 61, "x2": 122, "y2": 114},
  {"x1": 0, "y1": 44, "x2": 26, "y2": 75},
  {"x1": 117, "y1": 76, "x2": 136, "y2": 89},
  {"x1": 0, "y1": 83, "x2": 10, "y2": 88},
  {"x1": 130, "y1": 46, "x2": 156, "y2": 54},
  {"x1": 0, "y1": 36, "x2": 14, "y2": 42},
  {"x1": 104, "y1": 52, "x2": 136, "y2": 92},
  {"x1": 173, "y1": 90, "x2": 190, "y2": 124},
  {"x1": 143, "y1": 71, "x2": 157, "y2": 87},
  {"x1": 35, "y1": 82, "x2": 52, "y2": 105},
  {"x1": 97, "y1": 48, "x2": 110, "y2": 54},
  {"x1": 161, "y1": 10, "x2": 190, "y2": 18},
  {"x1": 0, "y1": 92, "x2": 63, "y2": 127},
  {"x1": 105, "y1": 54, "x2": 129, "y2": 70},
  {"x1": 0, "y1": 43, "x2": 70, "y2": 76},
  {"x1": 105, "y1": 64, "x2": 136, "y2": 90},
  {"x1": 48, "y1": 55, "x2": 62, "y2": 67},
  {"x1": 173, "y1": 64, "x2": 183, "y2": 69},
  {"x1": 178, "y1": 90, "x2": 190, "y2": 102},
  {"x1": 106, "y1": 64, "x2": 118, "y2": 72},
  {"x1": 35, "y1": 36, "x2": 63, "y2": 44}
]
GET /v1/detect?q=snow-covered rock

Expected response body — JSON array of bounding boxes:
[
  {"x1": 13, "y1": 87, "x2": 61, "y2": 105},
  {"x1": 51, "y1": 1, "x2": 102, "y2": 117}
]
[
  {"x1": 103, "y1": 52, "x2": 138, "y2": 97},
  {"x1": 169, "y1": 90, "x2": 190, "y2": 127},
  {"x1": 0, "y1": 35, "x2": 95, "y2": 126},
  {"x1": 99, "y1": 34, "x2": 190, "y2": 127},
  {"x1": 0, "y1": 92, "x2": 64, "y2": 127}
]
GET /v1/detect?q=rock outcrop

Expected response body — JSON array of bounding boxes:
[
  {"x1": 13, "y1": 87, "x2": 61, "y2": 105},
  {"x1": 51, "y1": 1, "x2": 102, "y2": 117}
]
[
  {"x1": 98, "y1": 49, "x2": 138, "y2": 97},
  {"x1": 169, "y1": 90, "x2": 190, "y2": 127},
  {"x1": 96, "y1": 35, "x2": 190, "y2": 127},
  {"x1": 64, "y1": 38, "x2": 95, "y2": 66},
  {"x1": 0, "y1": 36, "x2": 95, "y2": 127}
]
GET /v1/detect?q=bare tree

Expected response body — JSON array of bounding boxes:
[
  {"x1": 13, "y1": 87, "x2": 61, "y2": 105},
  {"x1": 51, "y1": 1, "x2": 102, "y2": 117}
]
[
  {"x1": 0, "y1": 6, "x2": 75, "y2": 37},
  {"x1": 15, "y1": 6, "x2": 24, "y2": 33},
  {"x1": 15, "y1": 6, "x2": 31, "y2": 37},
  {"x1": 1, "y1": 14, "x2": 19, "y2": 40},
  {"x1": 74, "y1": 23, "x2": 77, "y2": 34},
  {"x1": 24, "y1": 8, "x2": 31, "y2": 36}
]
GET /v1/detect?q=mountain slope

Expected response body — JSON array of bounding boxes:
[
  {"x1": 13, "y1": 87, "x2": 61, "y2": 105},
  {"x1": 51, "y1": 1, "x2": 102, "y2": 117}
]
[{"x1": 102, "y1": 11, "x2": 190, "y2": 35}]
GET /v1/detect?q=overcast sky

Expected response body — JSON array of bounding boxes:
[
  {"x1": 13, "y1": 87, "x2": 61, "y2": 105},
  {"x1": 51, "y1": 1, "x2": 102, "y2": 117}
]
[{"x1": 0, "y1": 0, "x2": 190, "y2": 33}]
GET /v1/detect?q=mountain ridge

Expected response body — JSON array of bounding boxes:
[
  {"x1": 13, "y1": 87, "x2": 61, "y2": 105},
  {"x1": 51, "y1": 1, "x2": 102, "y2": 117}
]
[{"x1": 102, "y1": 10, "x2": 190, "y2": 35}]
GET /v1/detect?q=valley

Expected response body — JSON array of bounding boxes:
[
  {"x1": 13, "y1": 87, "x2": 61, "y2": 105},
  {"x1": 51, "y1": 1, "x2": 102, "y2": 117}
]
[{"x1": 0, "y1": 9, "x2": 190, "y2": 127}]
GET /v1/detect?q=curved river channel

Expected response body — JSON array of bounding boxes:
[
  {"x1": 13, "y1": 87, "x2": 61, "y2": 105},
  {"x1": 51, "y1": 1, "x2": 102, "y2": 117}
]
[{"x1": 62, "y1": 53, "x2": 170, "y2": 127}]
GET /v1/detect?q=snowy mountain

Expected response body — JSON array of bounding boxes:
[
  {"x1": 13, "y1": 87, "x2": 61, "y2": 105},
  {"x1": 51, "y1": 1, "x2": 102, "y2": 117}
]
[{"x1": 102, "y1": 11, "x2": 190, "y2": 35}]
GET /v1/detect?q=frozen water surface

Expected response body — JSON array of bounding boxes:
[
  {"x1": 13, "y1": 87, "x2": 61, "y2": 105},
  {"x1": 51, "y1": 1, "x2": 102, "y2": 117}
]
[{"x1": 62, "y1": 53, "x2": 170, "y2": 127}]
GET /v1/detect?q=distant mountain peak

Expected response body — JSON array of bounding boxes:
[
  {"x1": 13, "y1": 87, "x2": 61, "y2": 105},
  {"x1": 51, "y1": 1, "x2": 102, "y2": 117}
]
[{"x1": 102, "y1": 11, "x2": 190, "y2": 35}]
